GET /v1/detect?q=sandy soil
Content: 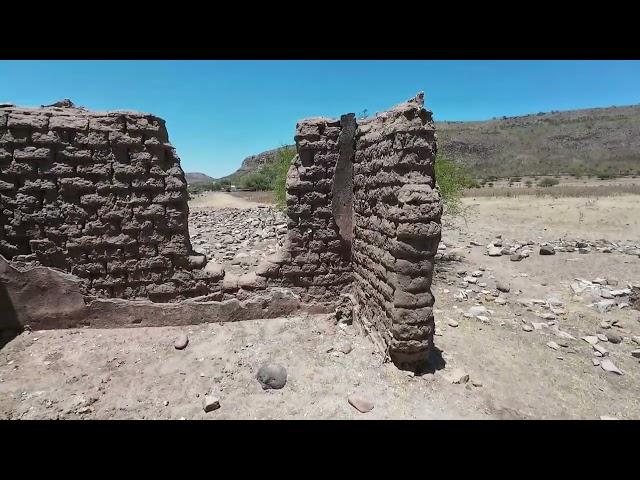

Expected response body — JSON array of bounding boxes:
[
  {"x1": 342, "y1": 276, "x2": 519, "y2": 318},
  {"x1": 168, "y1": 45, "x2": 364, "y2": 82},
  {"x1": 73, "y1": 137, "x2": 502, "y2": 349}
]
[
  {"x1": 1, "y1": 193, "x2": 639, "y2": 419},
  {"x1": 458, "y1": 195, "x2": 640, "y2": 242}
]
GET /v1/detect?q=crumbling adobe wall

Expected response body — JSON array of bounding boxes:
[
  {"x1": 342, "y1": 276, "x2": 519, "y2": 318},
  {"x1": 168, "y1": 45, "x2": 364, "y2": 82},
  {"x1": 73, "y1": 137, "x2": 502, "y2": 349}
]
[
  {"x1": 352, "y1": 93, "x2": 442, "y2": 368},
  {"x1": 1, "y1": 95, "x2": 441, "y2": 371},
  {"x1": 256, "y1": 115, "x2": 355, "y2": 302},
  {"x1": 0, "y1": 102, "x2": 219, "y2": 302}
]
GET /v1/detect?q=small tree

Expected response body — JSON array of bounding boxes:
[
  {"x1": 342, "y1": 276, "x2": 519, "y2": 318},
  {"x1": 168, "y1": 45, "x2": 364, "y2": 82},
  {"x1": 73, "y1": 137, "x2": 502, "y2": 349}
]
[{"x1": 435, "y1": 150, "x2": 476, "y2": 216}]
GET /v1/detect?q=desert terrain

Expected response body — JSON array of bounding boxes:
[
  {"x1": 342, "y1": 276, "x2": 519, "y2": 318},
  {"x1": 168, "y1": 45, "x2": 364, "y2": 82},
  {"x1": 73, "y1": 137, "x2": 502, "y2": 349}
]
[{"x1": 2, "y1": 188, "x2": 639, "y2": 420}]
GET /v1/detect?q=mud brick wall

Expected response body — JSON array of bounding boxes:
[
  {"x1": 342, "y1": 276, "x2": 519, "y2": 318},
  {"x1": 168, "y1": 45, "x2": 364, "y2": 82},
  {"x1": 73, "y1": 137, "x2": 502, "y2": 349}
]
[
  {"x1": 352, "y1": 93, "x2": 442, "y2": 368},
  {"x1": 0, "y1": 103, "x2": 218, "y2": 302},
  {"x1": 256, "y1": 116, "x2": 354, "y2": 301}
]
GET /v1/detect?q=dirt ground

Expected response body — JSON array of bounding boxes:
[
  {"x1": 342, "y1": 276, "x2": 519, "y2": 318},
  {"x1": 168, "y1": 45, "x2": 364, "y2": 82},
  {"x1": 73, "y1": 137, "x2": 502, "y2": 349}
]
[
  {"x1": 188, "y1": 191, "x2": 274, "y2": 209},
  {"x1": 2, "y1": 191, "x2": 639, "y2": 419}
]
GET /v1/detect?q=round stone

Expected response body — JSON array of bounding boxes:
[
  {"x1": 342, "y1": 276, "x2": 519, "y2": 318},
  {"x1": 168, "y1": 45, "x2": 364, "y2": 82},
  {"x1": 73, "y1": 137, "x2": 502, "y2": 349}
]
[
  {"x1": 605, "y1": 332, "x2": 623, "y2": 344},
  {"x1": 174, "y1": 334, "x2": 189, "y2": 350},
  {"x1": 256, "y1": 364, "x2": 287, "y2": 390}
]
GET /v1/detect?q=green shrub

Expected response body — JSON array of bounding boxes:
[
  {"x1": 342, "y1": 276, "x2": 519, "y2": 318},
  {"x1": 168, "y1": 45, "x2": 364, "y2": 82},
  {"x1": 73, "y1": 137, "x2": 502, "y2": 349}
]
[
  {"x1": 435, "y1": 151, "x2": 476, "y2": 215},
  {"x1": 271, "y1": 146, "x2": 296, "y2": 207},
  {"x1": 537, "y1": 177, "x2": 559, "y2": 187}
]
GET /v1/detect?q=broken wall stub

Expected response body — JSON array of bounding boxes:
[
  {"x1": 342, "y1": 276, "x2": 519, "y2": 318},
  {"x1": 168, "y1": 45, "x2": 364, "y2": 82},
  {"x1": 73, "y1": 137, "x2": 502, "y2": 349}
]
[
  {"x1": 0, "y1": 103, "x2": 219, "y2": 302},
  {"x1": 256, "y1": 116, "x2": 354, "y2": 301}
]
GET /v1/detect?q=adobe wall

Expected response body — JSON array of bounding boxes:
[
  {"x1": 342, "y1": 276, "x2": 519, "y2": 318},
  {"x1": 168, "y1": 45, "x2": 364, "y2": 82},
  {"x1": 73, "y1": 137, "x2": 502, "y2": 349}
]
[
  {"x1": 352, "y1": 93, "x2": 442, "y2": 368},
  {"x1": 0, "y1": 94, "x2": 441, "y2": 369},
  {"x1": 0, "y1": 102, "x2": 219, "y2": 302}
]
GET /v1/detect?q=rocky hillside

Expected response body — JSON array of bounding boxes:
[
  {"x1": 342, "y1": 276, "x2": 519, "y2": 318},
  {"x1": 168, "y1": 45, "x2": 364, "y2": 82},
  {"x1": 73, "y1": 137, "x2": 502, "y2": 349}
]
[
  {"x1": 437, "y1": 104, "x2": 640, "y2": 178},
  {"x1": 185, "y1": 172, "x2": 215, "y2": 185},
  {"x1": 218, "y1": 146, "x2": 294, "y2": 183},
  {"x1": 215, "y1": 104, "x2": 640, "y2": 182}
]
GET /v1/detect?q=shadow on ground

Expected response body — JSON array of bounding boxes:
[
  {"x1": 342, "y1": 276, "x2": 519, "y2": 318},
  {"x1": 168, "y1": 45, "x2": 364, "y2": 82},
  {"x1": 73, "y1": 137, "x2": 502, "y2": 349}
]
[{"x1": 0, "y1": 284, "x2": 22, "y2": 350}]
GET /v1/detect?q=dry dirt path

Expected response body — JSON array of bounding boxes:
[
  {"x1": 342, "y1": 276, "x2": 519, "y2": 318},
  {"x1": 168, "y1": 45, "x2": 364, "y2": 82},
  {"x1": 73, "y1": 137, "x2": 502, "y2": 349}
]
[{"x1": 188, "y1": 192, "x2": 272, "y2": 210}]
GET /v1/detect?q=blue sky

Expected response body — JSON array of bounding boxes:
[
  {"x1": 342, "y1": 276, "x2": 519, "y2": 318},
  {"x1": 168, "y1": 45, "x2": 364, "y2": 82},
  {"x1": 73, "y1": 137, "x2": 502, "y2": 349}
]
[{"x1": 2, "y1": 60, "x2": 640, "y2": 177}]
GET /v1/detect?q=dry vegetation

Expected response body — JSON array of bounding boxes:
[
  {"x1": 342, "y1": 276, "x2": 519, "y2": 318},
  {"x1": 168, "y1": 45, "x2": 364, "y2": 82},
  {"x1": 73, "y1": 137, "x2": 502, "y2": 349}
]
[{"x1": 464, "y1": 183, "x2": 640, "y2": 198}]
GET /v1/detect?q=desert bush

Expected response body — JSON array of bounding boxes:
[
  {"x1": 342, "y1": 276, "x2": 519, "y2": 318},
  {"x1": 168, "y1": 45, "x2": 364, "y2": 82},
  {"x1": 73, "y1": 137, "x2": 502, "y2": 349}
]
[
  {"x1": 241, "y1": 171, "x2": 272, "y2": 191},
  {"x1": 463, "y1": 184, "x2": 640, "y2": 198},
  {"x1": 537, "y1": 177, "x2": 559, "y2": 187},
  {"x1": 435, "y1": 151, "x2": 476, "y2": 215},
  {"x1": 271, "y1": 146, "x2": 296, "y2": 208},
  {"x1": 238, "y1": 146, "x2": 296, "y2": 207}
]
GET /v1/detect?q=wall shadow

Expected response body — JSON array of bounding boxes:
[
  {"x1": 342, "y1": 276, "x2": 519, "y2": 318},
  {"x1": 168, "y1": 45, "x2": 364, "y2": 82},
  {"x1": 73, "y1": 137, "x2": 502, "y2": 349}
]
[
  {"x1": 415, "y1": 346, "x2": 446, "y2": 376},
  {"x1": 0, "y1": 284, "x2": 22, "y2": 350}
]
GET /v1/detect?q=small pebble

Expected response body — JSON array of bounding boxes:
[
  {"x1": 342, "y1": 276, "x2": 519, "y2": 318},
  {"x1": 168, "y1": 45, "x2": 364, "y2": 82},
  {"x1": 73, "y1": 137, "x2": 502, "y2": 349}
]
[
  {"x1": 348, "y1": 394, "x2": 374, "y2": 413},
  {"x1": 203, "y1": 395, "x2": 220, "y2": 412}
]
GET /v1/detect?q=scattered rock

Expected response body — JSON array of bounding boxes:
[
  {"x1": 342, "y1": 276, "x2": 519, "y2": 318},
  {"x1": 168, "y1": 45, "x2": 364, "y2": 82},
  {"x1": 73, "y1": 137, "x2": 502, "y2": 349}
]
[
  {"x1": 510, "y1": 253, "x2": 524, "y2": 262},
  {"x1": 547, "y1": 341, "x2": 560, "y2": 351},
  {"x1": 592, "y1": 358, "x2": 601, "y2": 366},
  {"x1": 600, "y1": 359, "x2": 623, "y2": 375},
  {"x1": 335, "y1": 339, "x2": 353, "y2": 354},
  {"x1": 468, "y1": 306, "x2": 490, "y2": 317},
  {"x1": 522, "y1": 324, "x2": 533, "y2": 332},
  {"x1": 444, "y1": 368, "x2": 469, "y2": 384},
  {"x1": 582, "y1": 336, "x2": 599, "y2": 346},
  {"x1": 348, "y1": 394, "x2": 374, "y2": 413},
  {"x1": 597, "y1": 333, "x2": 608, "y2": 342},
  {"x1": 630, "y1": 350, "x2": 640, "y2": 358},
  {"x1": 203, "y1": 395, "x2": 220, "y2": 412},
  {"x1": 488, "y1": 246, "x2": 503, "y2": 257},
  {"x1": 611, "y1": 288, "x2": 631, "y2": 297},
  {"x1": 593, "y1": 344, "x2": 609, "y2": 356},
  {"x1": 539, "y1": 246, "x2": 555, "y2": 255},
  {"x1": 174, "y1": 334, "x2": 189, "y2": 350},
  {"x1": 496, "y1": 282, "x2": 510, "y2": 293},
  {"x1": 256, "y1": 364, "x2": 287, "y2": 390},
  {"x1": 594, "y1": 300, "x2": 617, "y2": 314},
  {"x1": 605, "y1": 332, "x2": 622, "y2": 344}
]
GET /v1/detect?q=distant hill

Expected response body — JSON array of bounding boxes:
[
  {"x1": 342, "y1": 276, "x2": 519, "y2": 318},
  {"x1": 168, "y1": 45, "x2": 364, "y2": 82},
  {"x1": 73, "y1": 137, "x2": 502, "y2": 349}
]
[
  {"x1": 214, "y1": 104, "x2": 640, "y2": 183},
  {"x1": 218, "y1": 146, "x2": 294, "y2": 184},
  {"x1": 437, "y1": 104, "x2": 640, "y2": 178},
  {"x1": 185, "y1": 172, "x2": 215, "y2": 185}
]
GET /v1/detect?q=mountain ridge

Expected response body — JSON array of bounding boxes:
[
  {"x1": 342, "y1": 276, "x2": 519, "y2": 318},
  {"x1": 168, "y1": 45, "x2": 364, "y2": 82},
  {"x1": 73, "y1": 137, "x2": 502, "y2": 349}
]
[{"x1": 185, "y1": 103, "x2": 640, "y2": 183}]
